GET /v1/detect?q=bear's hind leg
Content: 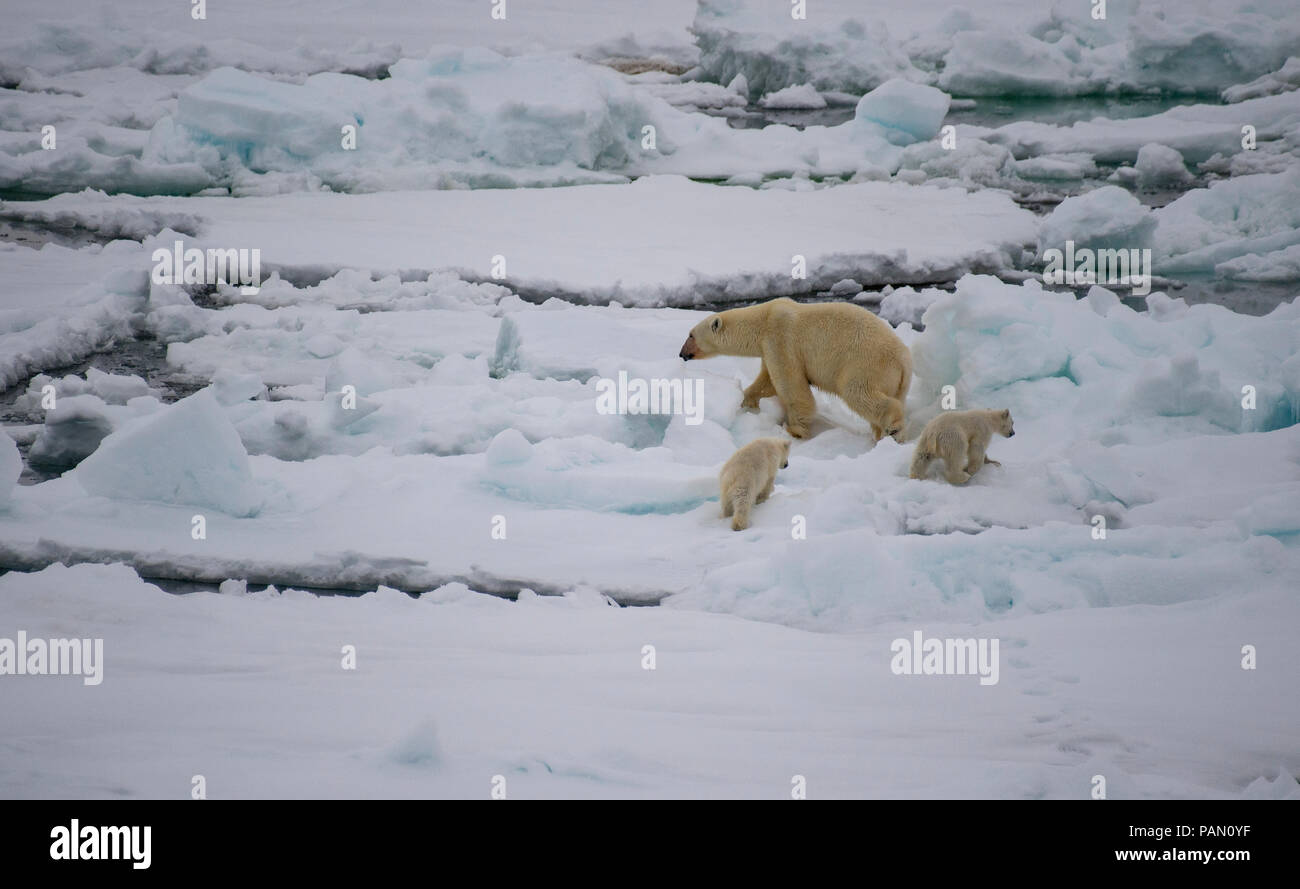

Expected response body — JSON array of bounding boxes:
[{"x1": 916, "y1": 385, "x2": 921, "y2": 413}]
[
  {"x1": 840, "y1": 380, "x2": 904, "y2": 442},
  {"x1": 943, "y1": 440, "x2": 971, "y2": 485},
  {"x1": 768, "y1": 361, "x2": 817, "y2": 439},
  {"x1": 944, "y1": 466, "x2": 972, "y2": 485},
  {"x1": 731, "y1": 491, "x2": 755, "y2": 531}
]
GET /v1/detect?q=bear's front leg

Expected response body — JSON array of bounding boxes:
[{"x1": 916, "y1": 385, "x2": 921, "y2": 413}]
[
  {"x1": 782, "y1": 405, "x2": 814, "y2": 439},
  {"x1": 741, "y1": 362, "x2": 777, "y2": 410}
]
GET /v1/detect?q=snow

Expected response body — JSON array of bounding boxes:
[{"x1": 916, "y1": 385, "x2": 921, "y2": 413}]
[
  {"x1": 878, "y1": 285, "x2": 945, "y2": 328},
  {"x1": 695, "y1": 0, "x2": 1300, "y2": 98},
  {"x1": 1038, "y1": 186, "x2": 1155, "y2": 253},
  {"x1": 1013, "y1": 153, "x2": 1097, "y2": 182},
  {"x1": 758, "y1": 84, "x2": 826, "y2": 110},
  {"x1": 0, "y1": 190, "x2": 202, "y2": 240},
  {"x1": 1, "y1": 178, "x2": 1034, "y2": 309},
  {"x1": 853, "y1": 79, "x2": 950, "y2": 143},
  {"x1": 0, "y1": 240, "x2": 149, "y2": 391},
  {"x1": 18, "y1": 383, "x2": 168, "y2": 470},
  {"x1": 0, "y1": 559, "x2": 1292, "y2": 798},
  {"x1": 0, "y1": 431, "x2": 19, "y2": 509},
  {"x1": 6, "y1": 14, "x2": 1293, "y2": 204},
  {"x1": 0, "y1": 1, "x2": 700, "y2": 79},
  {"x1": 939, "y1": 1, "x2": 1300, "y2": 97},
  {"x1": 138, "y1": 54, "x2": 963, "y2": 193},
  {"x1": 1223, "y1": 57, "x2": 1300, "y2": 103},
  {"x1": 635, "y1": 76, "x2": 747, "y2": 112},
  {"x1": 1153, "y1": 169, "x2": 1300, "y2": 279},
  {"x1": 2, "y1": 0, "x2": 1299, "y2": 801},
  {"x1": 11, "y1": 368, "x2": 163, "y2": 414},
  {"x1": 144, "y1": 54, "x2": 660, "y2": 192},
  {"x1": 10, "y1": 0, "x2": 1291, "y2": 105},
  {"x1": 1134, "y1": 142, "x2": 1193, "y2": 188},
  {"x1": 691, "y1": 0, "x2": 924, "y2": 101},
  {"x1": 1, "y1": 1, "x2": 1296, "y2": 199},
  {"x1": 0, "y1": 47, "x2": 973, "y2": 196},
  {"x1": 74, "y1": 389, "x2": 262, "y2": 517},
  {"x1": 3, "y1": 273, "x2": 1296, "y2": 601},
  {"x1": 0, "y1": 293, "x2": 1295, "y2": 791},
  {"x1": 911, "y1": 276, "x2": 1299, "y2": 439},
  {"x1": 939, "y1": 30, "x2": 1086, "y2": 97},
  {"x1": 1120, "y1": 0, "x2": 1300, "y2": 95},
  {"x1": 27, "y1": 395, "x2": 117, "y2": 469},
  {"x1": 982, "y1": 91, "x2": 1300, "y2": 165},
  {"x1": 484, "y1": 428, "x2": 535, "y2": 467},
  {"x1": 1216, "y1": 244, "x2": 1300, "y2": 283}
]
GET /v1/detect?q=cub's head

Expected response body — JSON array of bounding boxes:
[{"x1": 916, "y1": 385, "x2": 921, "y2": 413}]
[
  {"x1": 995, "y1": 408, "x2": 1015, "y2": 438},
  {"x1": 679, "y1": 313, "x2": 725, "y2": 361},
  {"x1": 777, "y1": 438, "x2": 791, "y2": 469}
]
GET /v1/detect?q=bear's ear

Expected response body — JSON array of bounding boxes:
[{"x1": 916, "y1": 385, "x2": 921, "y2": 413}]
[
  {"x1": 1000, "y1": 409, "x2": 1010, "y2": 419},
  {"x1": 710, "y1": 316, "x2": 721, "y2": 333}
]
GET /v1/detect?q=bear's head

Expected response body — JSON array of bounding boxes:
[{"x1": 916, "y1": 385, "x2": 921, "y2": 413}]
[
  {"x1": 679, "y1": 314, "x2": 726, "y2": 360},
  {"x1": 778, "y1": 438, "x2": 791, "y2": 469},
  {"x1": 995, "y1": 408, "x2": 1015, "y2": 438},
  {"x1": 880, "y1": 400, "x2": 905, "y2": 442}
]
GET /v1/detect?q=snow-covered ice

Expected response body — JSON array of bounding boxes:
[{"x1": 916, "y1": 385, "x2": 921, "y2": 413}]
[
  {"x1": 1133, "y1": 143, "x2": 1193, "y2": 188},
  {"x1": 1, "y1": 0, "x2": 1298, "y2": 802},
  {"x1": 979, "y1": 91, "x2": 1300, "y2": 166},
  {"x1": 74, "y1": 388, "x2": 261, "y2": 517},
  {"x1": 142, "y1": 64, "x2": 959, "y2": 192},
  {"x1": 1038, "y1": 185, "x2": 1155, "y2": 253},
  {"x1": 0, "y1": 430, "x2": 19, "y2": 509},
  {"x1": 758, "y1": 84, "x2": 827, "y2": 110},
  {"x1": 0, "y1": 176, "x2": 1035, "y2": 306},
  {"x1": 1152, "y1": 169, "x2": 1300, "y2": 279},
  {"x1": 695, "y1": 0, "x2": 1300, "y2": 98},
  {"x1": 2, "y1": 560, "x2": 1294, "y2": 798},
  {"x1": 0, "y1": 239, "x2": 150, "y2": 391},
  {"x1": 3, "y1": 275, "x2": 1297, "y2": 604}
]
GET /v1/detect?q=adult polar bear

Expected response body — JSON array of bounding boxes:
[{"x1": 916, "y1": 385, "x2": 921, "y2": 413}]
[{"x1": 679, "y1": 297, "x2": 912, "y2": 441}]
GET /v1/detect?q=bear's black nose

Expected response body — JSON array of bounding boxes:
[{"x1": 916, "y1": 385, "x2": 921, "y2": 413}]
[
  {"x1": 679, "y1": 349, "x2": 691, "y2": 361},
  {"x1": 1008, "y1": 430, "x2": 1015, "y2": 437}
]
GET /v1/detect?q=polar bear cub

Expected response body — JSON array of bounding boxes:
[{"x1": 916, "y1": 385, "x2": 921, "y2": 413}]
[
  {"x1": 909, "y1": 409, "x2": 1015, "y2": 485},
  {"x1": 719, "y1": 437, "x2": 791, "y2": 531}
]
